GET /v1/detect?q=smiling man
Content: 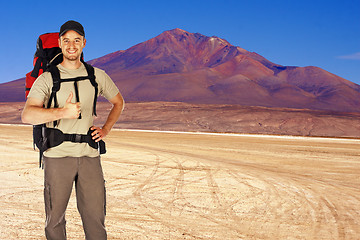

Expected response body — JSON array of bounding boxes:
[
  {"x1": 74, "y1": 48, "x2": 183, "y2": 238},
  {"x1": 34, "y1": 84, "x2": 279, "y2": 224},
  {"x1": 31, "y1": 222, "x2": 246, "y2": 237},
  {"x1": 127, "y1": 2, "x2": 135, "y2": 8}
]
[{"x1": 22, "y1": 20, "x2": 124, "y2": 240}]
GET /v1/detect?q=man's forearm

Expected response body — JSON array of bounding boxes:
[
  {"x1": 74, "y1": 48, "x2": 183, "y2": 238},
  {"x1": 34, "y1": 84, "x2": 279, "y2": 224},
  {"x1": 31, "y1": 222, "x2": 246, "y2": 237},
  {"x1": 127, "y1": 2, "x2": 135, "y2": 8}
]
[
  {"x1": 102, "y1": 101, "x2": 124, "y2": 133},
  {"x1": 22, "y1": 95, "x2": 80, "y2": 125},
  {"x1": 21, "y1": 105, "x2": 66, "y2": 125},
  {"x1": 90, "y1": 93, "x2": 124, "y2": 142}
]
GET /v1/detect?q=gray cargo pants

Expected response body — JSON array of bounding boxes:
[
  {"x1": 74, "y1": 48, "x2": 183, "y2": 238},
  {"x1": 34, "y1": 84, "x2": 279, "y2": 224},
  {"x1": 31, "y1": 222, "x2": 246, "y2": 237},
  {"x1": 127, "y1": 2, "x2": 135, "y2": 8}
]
[{"x1": 43, "y1": 156, "x2": 107, "y2": 240}]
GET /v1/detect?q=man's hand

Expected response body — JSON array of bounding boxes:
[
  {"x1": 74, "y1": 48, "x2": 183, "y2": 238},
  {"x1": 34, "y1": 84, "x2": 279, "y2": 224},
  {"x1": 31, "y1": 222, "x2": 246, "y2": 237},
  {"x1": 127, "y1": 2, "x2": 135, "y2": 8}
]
[
  {"x1": 91, "y1": 126, "x2": 109, "y2": 142},
  {"x1": 62, "y1": 92, "x2": 81, "y2": 119}
]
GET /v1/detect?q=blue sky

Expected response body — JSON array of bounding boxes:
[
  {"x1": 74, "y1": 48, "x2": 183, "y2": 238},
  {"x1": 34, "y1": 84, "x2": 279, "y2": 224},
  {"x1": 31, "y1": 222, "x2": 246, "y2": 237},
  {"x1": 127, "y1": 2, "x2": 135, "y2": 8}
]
[{"x1": 1, "y1": 0, "x2": 359, "y2": 85}]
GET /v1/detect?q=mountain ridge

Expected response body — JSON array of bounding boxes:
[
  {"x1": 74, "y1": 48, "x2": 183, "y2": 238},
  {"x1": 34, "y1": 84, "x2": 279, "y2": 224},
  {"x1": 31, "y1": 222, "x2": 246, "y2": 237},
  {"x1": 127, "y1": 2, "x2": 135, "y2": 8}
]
[{"x1": 1, "y1": 28, "x2": 359, "y2": 112}]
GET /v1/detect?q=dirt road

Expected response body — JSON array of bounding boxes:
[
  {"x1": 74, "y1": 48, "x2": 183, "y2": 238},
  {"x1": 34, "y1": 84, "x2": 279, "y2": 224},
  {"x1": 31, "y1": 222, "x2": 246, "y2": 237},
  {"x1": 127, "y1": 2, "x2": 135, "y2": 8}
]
[{"x1": 0, "y1": 124, "x2": 359, "y2": 239}]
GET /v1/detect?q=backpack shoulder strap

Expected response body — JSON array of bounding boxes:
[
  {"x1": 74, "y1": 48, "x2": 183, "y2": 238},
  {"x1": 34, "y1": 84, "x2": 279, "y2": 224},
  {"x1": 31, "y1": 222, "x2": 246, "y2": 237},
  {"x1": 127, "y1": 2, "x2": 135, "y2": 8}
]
[
  {"x1": 83, "y1": 62, "x2": 98, "y2": 116},
  {"x1": 47, "y1": 64, "x2": 61, "y2": 126},
  {"x1": 83, "y1": 62, "x2": 97, "y2": 87},
  {"x1": 47, "y1": 65, "x2": 61, "y2": 108}
]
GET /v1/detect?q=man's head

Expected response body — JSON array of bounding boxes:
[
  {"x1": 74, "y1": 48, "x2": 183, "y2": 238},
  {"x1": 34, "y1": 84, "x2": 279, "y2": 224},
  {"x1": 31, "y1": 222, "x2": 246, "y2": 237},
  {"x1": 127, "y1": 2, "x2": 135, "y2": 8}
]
[{"x1": 58, "y1": 20, "x2": 86, "y2": 63}]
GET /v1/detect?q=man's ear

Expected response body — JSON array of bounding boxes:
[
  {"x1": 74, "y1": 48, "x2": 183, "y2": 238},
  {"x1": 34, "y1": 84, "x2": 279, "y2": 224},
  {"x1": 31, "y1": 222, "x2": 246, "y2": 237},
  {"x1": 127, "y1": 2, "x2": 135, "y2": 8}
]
[
  {"x1": 83, "y1": 38, "x2": 86, "y2": 47},
  {"x1": 58, "y1": 38, "x2": 61, "y2": 48}
]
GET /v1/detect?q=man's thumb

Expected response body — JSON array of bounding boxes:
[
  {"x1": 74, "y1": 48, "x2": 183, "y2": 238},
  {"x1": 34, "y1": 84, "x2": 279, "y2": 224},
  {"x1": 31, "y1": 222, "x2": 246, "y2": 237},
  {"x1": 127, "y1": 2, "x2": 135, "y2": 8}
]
[{"x1": 66, "y1": 92, "x2": 73, "y2": 103}]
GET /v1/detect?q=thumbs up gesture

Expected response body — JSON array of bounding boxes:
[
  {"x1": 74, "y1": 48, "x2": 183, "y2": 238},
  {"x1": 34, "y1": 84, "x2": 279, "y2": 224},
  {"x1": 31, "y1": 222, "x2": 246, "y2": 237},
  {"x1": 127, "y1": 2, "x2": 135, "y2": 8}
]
[{"x1": 62, "y1": 91, "x2": 81, "y2": 119}]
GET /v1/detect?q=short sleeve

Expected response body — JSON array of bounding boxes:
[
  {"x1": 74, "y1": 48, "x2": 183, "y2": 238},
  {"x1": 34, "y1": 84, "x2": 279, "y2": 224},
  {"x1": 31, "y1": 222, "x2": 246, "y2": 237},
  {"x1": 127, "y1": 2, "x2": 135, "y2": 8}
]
[
  {"x1": 27, "y1": 72, "x2": 52, "y2": 103},
  {"x1": 95, "y1": 68, "x2": 120, "y2": 100}
]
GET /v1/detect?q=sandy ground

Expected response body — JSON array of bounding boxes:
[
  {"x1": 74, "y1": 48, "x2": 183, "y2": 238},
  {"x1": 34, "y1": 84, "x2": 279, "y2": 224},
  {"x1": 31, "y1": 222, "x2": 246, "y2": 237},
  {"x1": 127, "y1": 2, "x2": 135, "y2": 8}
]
[{"x1": 0, "y1": 124, "x2": 359, "y2": 240}]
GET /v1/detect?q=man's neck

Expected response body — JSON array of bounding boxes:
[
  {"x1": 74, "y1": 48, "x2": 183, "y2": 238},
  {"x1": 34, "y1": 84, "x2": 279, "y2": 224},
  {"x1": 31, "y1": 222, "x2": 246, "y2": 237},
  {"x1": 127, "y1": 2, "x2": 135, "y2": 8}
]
[{"x1": 60, "y1": 59, "x2": 82, "y2": 69}]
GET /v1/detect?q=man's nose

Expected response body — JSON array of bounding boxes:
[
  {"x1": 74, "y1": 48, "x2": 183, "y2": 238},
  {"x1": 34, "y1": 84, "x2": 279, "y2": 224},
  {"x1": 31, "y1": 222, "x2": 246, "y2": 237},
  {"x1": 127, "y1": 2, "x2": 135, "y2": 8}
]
[{"x1": 69, "y1": 41, "x2": 76, "y2": 48}]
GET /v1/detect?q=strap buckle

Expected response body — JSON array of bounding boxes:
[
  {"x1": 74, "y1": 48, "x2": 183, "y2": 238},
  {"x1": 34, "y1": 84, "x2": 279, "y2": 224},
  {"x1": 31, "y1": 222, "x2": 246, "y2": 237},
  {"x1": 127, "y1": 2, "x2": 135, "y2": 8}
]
[{"x1": 71, "y1": 134, "x2": 82, "y2": 143}]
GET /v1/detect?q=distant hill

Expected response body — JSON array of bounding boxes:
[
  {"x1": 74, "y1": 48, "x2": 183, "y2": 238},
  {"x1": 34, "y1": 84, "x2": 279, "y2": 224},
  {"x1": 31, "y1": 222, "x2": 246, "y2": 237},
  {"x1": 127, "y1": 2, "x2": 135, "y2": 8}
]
[{"x1": 1, "y1": 28, "x2": 359, "y2": 112}]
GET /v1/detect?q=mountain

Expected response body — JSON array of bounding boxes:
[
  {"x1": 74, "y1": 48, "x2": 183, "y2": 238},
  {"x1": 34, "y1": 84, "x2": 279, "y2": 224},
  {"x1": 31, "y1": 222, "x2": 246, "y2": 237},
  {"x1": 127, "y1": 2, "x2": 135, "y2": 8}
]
[
  {"x1": 1, "y1": 28, "x2": 359, "y2": 112},
  {"x1": 0, "y1": 78, "x2": 25, "y2": 102}
]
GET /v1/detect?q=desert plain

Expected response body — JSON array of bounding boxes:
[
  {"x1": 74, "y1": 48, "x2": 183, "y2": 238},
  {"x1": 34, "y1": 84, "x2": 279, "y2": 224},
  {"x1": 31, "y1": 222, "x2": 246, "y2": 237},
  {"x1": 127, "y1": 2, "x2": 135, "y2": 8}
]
[{"x1": 0, "y1": 122, "x2": 359, "y2": 239}]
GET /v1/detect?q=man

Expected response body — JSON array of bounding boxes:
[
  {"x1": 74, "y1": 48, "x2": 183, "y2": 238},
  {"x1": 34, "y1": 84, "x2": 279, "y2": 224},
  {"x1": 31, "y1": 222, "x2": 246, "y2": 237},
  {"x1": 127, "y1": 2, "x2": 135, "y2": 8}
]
[{"x1": 21, "y1": 20, "x2": 124, "y2": 240}]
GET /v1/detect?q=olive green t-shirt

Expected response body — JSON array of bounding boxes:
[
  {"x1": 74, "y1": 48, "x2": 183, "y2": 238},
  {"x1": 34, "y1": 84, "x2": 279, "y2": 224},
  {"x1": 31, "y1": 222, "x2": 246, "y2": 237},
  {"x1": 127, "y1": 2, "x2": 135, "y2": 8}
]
[{"x1": 27, "y1": 63, "x2": 120, "y2": 158}]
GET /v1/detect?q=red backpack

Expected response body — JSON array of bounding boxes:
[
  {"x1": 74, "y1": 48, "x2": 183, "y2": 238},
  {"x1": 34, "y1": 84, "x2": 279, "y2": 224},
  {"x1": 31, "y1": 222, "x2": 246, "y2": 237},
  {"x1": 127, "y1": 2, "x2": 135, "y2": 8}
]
[{"x1": 25, "y1": 32, "x2": 61, "y2": 98}]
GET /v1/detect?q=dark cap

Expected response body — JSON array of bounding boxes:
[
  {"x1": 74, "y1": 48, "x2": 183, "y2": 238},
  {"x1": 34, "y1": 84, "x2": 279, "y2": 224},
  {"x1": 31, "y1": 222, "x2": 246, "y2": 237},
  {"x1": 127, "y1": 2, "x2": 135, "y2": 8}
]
[{"x1": 59, "y1": 20, "x2": 85, "y2": 37}]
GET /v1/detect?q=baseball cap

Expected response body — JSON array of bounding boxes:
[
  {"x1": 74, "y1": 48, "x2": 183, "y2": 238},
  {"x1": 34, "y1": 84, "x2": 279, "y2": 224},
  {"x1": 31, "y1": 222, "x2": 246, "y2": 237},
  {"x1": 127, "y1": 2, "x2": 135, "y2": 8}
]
[{"x1": 59, "y1": 20, "x2": 85, "y2": 37}]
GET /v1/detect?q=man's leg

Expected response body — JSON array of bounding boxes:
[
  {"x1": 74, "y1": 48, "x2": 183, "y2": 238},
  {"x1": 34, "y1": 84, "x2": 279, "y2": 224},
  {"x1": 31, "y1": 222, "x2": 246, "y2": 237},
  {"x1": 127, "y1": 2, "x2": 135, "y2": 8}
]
[
  {"x1": 43, "y1": 156, "x2": 78, "y2": 240},
  {"x1": 76, "y1": 156, "x2": 107, "y2": 240}
]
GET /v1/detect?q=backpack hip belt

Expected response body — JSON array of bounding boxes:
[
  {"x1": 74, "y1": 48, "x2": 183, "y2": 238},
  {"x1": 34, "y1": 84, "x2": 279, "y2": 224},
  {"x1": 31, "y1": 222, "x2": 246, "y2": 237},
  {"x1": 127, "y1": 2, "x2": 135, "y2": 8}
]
[{"x1": 38, "y1": 126, "x2": 106, "y2": 167}]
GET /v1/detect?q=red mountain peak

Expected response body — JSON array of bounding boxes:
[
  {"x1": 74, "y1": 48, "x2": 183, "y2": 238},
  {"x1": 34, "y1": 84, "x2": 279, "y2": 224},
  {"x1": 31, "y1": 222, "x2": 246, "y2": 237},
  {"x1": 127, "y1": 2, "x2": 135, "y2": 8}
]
[
  {"x1": 82, "y1": 28, "x2": 360, "y2": 112},
  {"x1": 166, "y1": 28, "x2": 191, "y2": 36}
]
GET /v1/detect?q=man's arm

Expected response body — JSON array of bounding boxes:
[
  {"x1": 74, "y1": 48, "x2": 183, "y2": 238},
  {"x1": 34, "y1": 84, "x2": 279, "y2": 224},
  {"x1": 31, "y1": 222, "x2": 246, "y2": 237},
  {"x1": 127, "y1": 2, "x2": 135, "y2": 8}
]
[
  {"x1": 21, "y1": 92, "x2": 81, "y2": 125},
  {"x1": 91, "y1": 93, "x2": 125, "y2": 142}
]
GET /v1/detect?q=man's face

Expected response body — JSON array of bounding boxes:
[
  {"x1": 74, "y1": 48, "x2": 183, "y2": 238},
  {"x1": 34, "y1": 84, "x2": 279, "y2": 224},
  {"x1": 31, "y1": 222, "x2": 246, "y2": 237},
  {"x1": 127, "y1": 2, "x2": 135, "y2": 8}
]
[{"x1": 58, "y1": 30, "x2": 86, "y2": 62}]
